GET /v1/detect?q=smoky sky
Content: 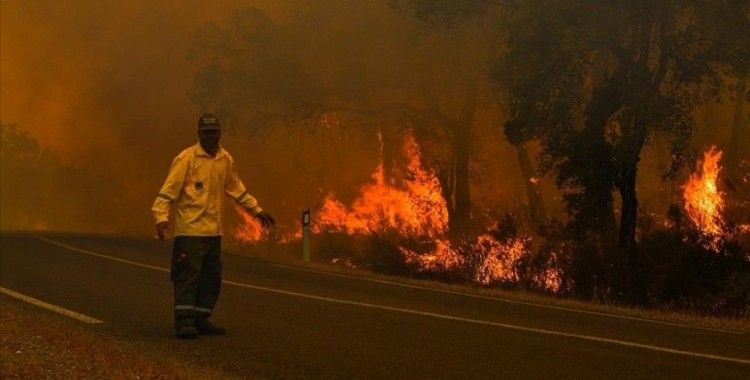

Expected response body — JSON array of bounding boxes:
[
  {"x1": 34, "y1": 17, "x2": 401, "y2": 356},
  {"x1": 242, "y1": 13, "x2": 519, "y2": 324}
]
[
  {"x1": 1, "y1": 1, "x2": 294, "y2": 233},
  {"x1": 1, "y1": 1, "x2": 288, "y2": 160},
  {"x1": 1, "y1": 1, "x2": 744, "y2": 236}
]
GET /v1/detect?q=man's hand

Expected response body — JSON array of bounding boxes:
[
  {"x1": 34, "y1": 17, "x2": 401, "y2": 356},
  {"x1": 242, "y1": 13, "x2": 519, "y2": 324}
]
[
  {"x1": 156, "y1": 221, "x2": 170, "y2": 241},
  {"x1": 253, "y1": 211, "x2": 275, "y2": 229}
]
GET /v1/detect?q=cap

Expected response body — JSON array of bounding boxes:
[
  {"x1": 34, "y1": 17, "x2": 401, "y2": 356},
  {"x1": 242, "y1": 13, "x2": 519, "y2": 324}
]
[{"x1": 198, "y1": 113, "x2": 221, "y2": 130}]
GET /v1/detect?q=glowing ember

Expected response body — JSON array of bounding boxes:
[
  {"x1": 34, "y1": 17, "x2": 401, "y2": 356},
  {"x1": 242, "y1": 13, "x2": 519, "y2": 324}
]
[
  {"x1": 682, "y1": 146, "x2": 726, "y2": 252},
  {"x1": 312, "y1": 131, "x2": 449, "y2": 239},
  {"x1": 401, "y1": 240, "x2": 464, "y2": 272},
  {"x1": 233, "y1": 204, "x2": 264, "y2": 243},
  {"x1": 533, "y1": 251, "x2": 563, "y2": 293},
  {"x1": 331, "y1": 257, "x2": 357, "y2": 269},
  {"x1": 473, "y1": 235, "x2": 528, "y2": 285}
]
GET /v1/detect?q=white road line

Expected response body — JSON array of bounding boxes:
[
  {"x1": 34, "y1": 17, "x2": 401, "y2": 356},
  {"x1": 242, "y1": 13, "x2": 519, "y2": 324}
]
[
  {"x1": 33, "y1": 235, "x2": 750, "y2": 365},
  {"x1": 36, "y1": 236, "x2": 169, "y2": 273},
  {"x1": 0, "y1": 287, "x2": 103, "y2": 324},
  {"x1": 269, "y1": 263, "x2": 744, "y2": 335},
  {"x1": 223, "y1": 279, "x2": 750, "y2": 366}
]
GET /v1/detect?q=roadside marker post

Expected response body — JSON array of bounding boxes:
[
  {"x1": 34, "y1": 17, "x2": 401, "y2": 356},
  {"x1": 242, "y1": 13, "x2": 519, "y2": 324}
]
[{"x1": 302, "y1": 209, "x2": 311, "y2": 262}]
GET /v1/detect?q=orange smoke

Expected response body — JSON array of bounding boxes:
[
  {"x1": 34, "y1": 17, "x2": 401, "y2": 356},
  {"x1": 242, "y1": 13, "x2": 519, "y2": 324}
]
[{"x1": 682, "y1": 145, "x2": 726, "y2": 252}]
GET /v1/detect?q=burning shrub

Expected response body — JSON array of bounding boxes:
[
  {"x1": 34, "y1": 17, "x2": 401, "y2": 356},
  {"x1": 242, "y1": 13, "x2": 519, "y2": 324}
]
[
  {"x1": 311, "y1": 131, "x2": 449, "y2": 240},
  {"x1": 313, "y1": 231, "x2": 369, "y2": 268},
  {"x1": 401, "y1": 214, "x2": 564, "y2": 291},
  {"x1": 536, "y1": 219, "x2": 603, "y2": 298},
  {"x1": 682, "y1": 146, "x2": 728, "y2": 252},
  {"x1": 362, "y1": 232, "x2": 412, "y2": 276},
  {"x1": 312, "y1": 231, "x2": 412, "y2": 275},
  {"x1": 401, "y1": 238, "x2": 468, "y2": 281},
  {"x1": 638, "y1": 206, "x2": 749, "y2": 316},
  {"x1": 228, "y1": 130, "x2": 746, "y2": 315},
  {"x1": 471, "y1": 234, "x2": 529, "y2": 286}
]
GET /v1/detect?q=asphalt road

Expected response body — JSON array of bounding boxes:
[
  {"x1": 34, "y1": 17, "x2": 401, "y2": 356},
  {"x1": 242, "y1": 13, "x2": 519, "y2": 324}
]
[{"x1": 1, "y1": 231, "x2": 748, "y2": 379}]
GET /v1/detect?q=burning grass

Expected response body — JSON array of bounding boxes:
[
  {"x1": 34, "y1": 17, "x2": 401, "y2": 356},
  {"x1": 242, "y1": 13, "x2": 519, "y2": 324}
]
[
  {"x1": 231, "y1": 130, "x2": 558, "y2": 290},
  {"x1": 222, "y1": 239, "x2": 750, "y2": 332},
  {"x1": 682, "y1": 145, "x2": 728, "y2": 252},
  {"x1": 231, "y1": 138, "x2": 748, "y2": 315}
]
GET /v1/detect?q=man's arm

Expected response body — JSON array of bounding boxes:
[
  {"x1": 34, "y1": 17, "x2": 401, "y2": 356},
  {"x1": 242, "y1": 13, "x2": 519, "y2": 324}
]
[
  {"x1": 152, "y1": 154, "x2": 188, "y2": 240},
  {"x1": 224, "y1": 157, "x2": 275, "y2": 228}
]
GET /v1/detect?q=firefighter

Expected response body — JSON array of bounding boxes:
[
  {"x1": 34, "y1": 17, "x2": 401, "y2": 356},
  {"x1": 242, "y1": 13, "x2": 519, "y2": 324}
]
[{"x1": 152, "y1": 113, "x2": 275, "y2": 339}]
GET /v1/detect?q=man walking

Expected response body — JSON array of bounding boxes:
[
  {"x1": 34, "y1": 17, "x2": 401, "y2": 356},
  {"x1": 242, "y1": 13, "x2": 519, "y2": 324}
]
[{"x1": 152, "y1": 113, "x2": 274, "y2": 339}]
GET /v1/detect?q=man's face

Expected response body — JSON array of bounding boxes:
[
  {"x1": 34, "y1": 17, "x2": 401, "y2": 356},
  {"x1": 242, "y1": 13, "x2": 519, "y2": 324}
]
[{"x1": 198, "y1": 129, "x2": 221, "y2": 152}]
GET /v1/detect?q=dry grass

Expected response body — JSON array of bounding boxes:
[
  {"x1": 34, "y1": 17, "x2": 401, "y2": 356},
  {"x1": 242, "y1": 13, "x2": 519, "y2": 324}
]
[
  {"x1": 0, "y1": 297, "x2": 226, "y2": 379},
  {"x1": 225, "y1": 240, "x2": 750, "y2": 334}
]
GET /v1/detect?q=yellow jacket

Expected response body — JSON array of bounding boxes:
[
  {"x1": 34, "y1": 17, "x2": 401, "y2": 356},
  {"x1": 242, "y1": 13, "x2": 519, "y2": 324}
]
[{"x1": 152, "y1": 143, "x2": 262, "y2": 236}]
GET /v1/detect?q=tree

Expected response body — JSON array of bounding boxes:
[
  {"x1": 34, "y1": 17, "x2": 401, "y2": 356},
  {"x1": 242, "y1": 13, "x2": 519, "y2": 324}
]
[
  {"x1": 497, "y1": 1, "x2": 750, "y2": 256},
  {"x1": 0, "y1": 124, "x2": 124, "y2": 232},
  {"x1": 191, "y1": 2, "x2": 502, "y2": 232}
]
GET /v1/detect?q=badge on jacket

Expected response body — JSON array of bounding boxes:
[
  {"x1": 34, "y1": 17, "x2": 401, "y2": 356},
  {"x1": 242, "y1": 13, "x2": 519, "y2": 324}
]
[{"x1": 195, "y1": 181, "x2": 204, "y2": 191}]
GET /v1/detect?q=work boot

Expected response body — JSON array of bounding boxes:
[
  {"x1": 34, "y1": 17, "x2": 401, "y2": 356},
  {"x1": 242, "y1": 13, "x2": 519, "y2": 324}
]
[
  {"x1": 175, "y1": 325, "x2": 198, "y2": 339},
  {"x1": 195, "y1": 318, "x2": 226, "y2": 335},
  {"x1": 175, "y1": 318, "x2": 198, "y2": 339}
]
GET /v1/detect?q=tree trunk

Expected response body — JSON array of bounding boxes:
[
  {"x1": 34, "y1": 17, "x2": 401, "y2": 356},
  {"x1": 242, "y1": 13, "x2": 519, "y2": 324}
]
[
  {"x1": 617, "y1": 161, "x2": 638, "y2": 250},
  {"x1": 728, "y1": 67, "x2": 748, "y2": 180},
  {"x1": 447, "y1": 80, "x2": 478, "y2": 234},
  {"x1": 380, "y1": 126, "x2": 402, "y2": 185},
  {"x1": 515, "y1": 143, "x2": 547, "y2": 229},
  {"x1": 617, "y1": 107, "x2": 648, "y2": 253},
  {"x1": 450, "y1": 126, "x2": 471, "y2": 232},
  {"x1": 598, "y1": 190, "x2": 619, "y2": 250}
]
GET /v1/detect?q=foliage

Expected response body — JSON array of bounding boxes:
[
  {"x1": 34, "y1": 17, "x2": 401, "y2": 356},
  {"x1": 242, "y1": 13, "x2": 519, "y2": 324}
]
[
  {"x1": 191, "y1": 2, "x2": 502, "y2": 231},
  {"x1": 638, "y1": 206, "x2": 748, "y2": 316},
  {"x1": 536, "y1": 219, "x2": 605, "y2": 299},
  {"x1": 0, "y1": 124, "x2": 123, "y2": 231},
  {"x1": 496, "y1": 0, "x2": 750, "y2": 256},
  {"x1": 189, "y1": 8, "x2": 323, "y2": 133}
]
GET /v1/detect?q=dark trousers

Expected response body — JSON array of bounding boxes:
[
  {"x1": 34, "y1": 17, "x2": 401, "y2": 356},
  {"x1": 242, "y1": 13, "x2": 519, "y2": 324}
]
[{"x1": 171, "y1": 236, "x2": 222, "y2": 327}]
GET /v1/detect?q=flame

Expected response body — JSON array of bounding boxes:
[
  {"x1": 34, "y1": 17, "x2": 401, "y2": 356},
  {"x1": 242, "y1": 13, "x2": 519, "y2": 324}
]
[
  {"x1": 312, "y1": 131, "x2": 449, "y2": 239},
  {"x1": 682, "y1": 146, "x2": 726, "y2": 252},
  {"x1": 401, "y1": 239, "x2": 465, "y2": 272},
  {"x1": 232, "y1": 129, "x2": 563, "y2": 292},
  {"x1": 232, "y1": 204, "x2": 264, "y2": 243},
  {"x1": 533, "y1": 251, "x2": 563, "y2": 293},
  {"x1": 473, "y1": 235, "x2": 528, "y2": 285},
  {"x1": 402, "y1": 231, "x2": 562, "y2": 292}
]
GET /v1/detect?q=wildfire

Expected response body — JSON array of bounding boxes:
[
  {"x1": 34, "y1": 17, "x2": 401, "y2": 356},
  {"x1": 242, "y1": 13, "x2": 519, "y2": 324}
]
[
  {"x1": 233, "y1": 129, "x2": 563, "y2": 292},
  {"x1": 534, "y1": 251, "x2": 563, "y2": 293},
  {"x1": 470, "y1": 234, "x2": 562, "y2": 292},
  {"x1": 682, "y1": 145, "x2": 726, "y2": 252},
  {"x1": 401, "y1": 239, "x2": 464, "y2": 272},
  {"x1": 473, "y1": 235, "x2": 527, "y2": 285},
  {"x1": 233, "y1": 204, "x2": 265, "y2": 243},
  {"x1": 312, "y1": 131, "x2": 449, "y2": 239},
  {"x1": 402, "y1": 231, "x2": 561, "y2": 292}
]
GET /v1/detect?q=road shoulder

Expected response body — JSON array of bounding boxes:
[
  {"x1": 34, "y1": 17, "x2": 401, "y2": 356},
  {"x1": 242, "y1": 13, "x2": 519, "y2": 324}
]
[{"x1": 0, "y1": 295, "x2": 229, "y2": 379}]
